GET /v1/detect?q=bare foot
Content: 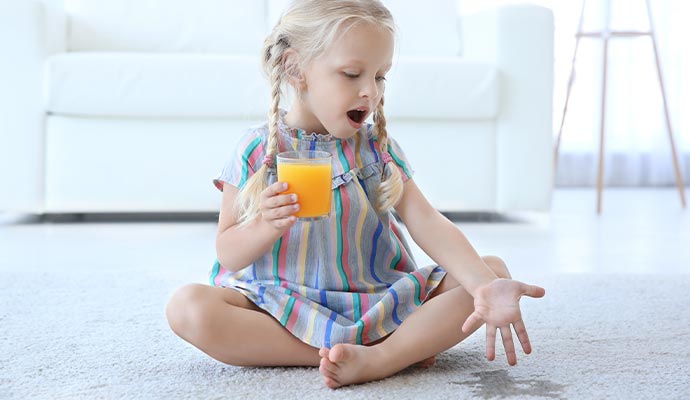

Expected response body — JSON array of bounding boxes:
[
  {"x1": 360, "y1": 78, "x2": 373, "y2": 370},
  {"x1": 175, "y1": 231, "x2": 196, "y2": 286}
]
[
  {"x1": 414, "y1": 355, "x2": 436, "y2": 369},
  {"x1": 319, "y1": 344, "x2": 391, "y2": 389}
]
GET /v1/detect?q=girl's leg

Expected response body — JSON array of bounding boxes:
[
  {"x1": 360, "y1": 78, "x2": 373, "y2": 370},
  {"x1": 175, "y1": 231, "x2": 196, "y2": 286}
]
[
  {"x1": 319, "y1": 256, "x2": 510, "y2": 388},
  {"x1": 166, "y1": 283, "x2": 320, "y2": 366}
]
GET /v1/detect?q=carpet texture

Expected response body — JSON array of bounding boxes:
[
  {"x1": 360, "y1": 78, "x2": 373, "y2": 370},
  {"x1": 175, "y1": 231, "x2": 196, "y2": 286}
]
[{"x1": 2, "y1": 270, "x2": 689, "y2": 399}]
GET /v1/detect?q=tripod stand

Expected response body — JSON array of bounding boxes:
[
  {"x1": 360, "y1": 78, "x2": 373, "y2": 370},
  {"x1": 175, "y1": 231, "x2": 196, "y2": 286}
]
[{"x1": 553, "y1": 0, "x2": 686, "y2": 213}]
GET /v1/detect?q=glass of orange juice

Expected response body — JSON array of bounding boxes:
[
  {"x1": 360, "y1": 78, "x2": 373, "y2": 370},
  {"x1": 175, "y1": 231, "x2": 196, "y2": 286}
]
[{"x1": 276, "y1": 150, "x2": 333, "y2": 220}]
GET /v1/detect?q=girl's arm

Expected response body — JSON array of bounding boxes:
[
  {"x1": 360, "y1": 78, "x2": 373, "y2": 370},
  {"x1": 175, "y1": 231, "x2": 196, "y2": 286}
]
[
  {"x1": 215, "y1": 182, "x2": 298, "y2": 272},
  {"x1": 394, "y1": 179, "x2": 497, "y2": 296},
  {"x1": 396, "y1": 179, "x2": 545, "y2": 366}
]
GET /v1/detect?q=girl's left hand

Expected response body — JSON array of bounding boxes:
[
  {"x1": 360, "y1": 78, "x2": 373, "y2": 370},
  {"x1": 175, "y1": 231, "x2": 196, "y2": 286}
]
[{"x1": 461, "y1": 278, "x2": 545, "y2": 366}]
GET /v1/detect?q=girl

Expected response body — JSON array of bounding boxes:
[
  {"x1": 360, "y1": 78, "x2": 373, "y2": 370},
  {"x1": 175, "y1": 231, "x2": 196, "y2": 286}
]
[{"x1": 166, "y1": 0, "x2": 545, "y2": 389}]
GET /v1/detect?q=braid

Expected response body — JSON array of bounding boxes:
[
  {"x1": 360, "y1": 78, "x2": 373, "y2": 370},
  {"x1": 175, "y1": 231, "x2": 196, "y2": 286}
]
[
  {"x1": 267, "y1": 37, "x2": 287, "y2": 158},
  {"x1": 375, "y1": 97, "x2": 404, "y2": 211},
  {"x1": 235, "y1": 36, "x2": 288, "y2": 226}
]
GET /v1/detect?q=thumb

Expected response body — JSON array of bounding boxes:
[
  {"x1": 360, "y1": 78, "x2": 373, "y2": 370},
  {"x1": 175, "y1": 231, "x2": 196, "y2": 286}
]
[
  {"x1": 521, "y1": 284, "x2": 546, "y2": 298},
  {"x1": 461, "y1": 311, "x2": 483, "y2": 333}
]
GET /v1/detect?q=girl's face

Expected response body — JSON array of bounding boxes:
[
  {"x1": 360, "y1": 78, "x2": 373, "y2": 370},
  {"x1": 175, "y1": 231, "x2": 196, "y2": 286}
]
[{"x1": 285, "y1": 22, "x2": 394, "y2": 139}]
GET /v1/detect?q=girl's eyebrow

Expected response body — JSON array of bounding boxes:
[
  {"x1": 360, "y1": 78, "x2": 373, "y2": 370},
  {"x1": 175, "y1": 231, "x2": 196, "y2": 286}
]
[{"x1": 339, "y1": 60, "x2": 392, "y2": 71}]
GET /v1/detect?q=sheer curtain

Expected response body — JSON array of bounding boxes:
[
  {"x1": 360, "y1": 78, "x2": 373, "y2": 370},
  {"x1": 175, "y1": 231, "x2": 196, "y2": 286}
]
[{"x1": 460, "y1": 0, "x2": 690, "y2": 187}]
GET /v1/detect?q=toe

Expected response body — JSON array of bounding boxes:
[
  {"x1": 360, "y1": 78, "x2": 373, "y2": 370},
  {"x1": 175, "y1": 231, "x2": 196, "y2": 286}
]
[
  {"x1": 324, "y1": 376, "x2": 341, "y2": 389},
  {"x1": 329, "y1": 344, "x2": 348, "y2": 363},
  {"x1": 319, "y1": 347, "x2": 330, "y2": 358},
  {"x1": 320, "y1": 357, "x2": 339, "y2": 374},
  {"x1": 415, "y1": 356, "x2": 436, "y2": 369},
  {"x1": 319, "y1": 364, "x2": 333, "y2": 379}
]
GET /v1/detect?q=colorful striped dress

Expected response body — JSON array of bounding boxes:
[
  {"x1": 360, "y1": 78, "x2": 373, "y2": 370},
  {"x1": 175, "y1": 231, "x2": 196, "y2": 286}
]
[{"x1": 211, "y1": 115, "x2": 446, "y2": 349}]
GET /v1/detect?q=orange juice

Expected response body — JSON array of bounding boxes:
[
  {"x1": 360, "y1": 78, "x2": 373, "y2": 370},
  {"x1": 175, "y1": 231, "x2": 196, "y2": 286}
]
[{"x1": 277, "y1": 151, "x2": 332, "y2": 219}]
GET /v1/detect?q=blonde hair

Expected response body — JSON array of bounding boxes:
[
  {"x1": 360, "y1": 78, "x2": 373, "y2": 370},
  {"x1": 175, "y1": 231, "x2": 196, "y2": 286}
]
[{"x1": 235, "y1": 0, "x2": 403, "y2": 226}]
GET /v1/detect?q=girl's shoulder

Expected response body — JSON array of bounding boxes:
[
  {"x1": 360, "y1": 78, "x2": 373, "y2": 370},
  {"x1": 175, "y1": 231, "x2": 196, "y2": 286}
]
[
  {"x1": 361, "y1": 123, "x2": 414, "y2": 180},
  {"x1": 232, "y1": 121, "x2": 279, "y2": 157},
  {"x1": 244, "y1": 120, "x2": 272, "y2": 141},
  {"x1": 228, "y1": 121, "x2": 269, "y2": 150},
  {"x1": 360, "y1": 123, "x2": 396, "y2": 155}
]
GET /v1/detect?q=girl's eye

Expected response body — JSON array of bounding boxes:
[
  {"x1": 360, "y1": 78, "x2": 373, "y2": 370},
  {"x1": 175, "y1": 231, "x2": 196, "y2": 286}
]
[
  {"x1": 344, "y1": 72, "x2": 359, "y2": 79},
  {"x1": 376, "y1": 76, "x2": 387, "y2": 82}
]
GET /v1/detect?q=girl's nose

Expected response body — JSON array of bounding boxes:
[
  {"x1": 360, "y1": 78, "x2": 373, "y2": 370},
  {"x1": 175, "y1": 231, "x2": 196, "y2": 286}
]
[{"x1": 360, "y1": 78, "x2": 379, "y2": 99}]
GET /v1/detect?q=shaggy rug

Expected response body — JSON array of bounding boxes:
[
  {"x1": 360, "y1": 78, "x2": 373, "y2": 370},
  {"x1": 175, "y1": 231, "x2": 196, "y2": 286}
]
[{"x1": 2, "y1": 268, "x2": 689, "y2": 399}]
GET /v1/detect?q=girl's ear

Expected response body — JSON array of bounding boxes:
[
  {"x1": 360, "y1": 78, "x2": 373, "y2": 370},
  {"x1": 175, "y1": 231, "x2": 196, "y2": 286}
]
[{"x1": 282, "y1": 49, "x2": 306, "y2": 91}]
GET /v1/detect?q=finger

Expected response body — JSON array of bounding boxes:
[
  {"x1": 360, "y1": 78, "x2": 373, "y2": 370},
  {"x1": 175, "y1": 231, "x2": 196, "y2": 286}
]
[
  {"x1": 485, "y1": 324, "x2": 497, "y2": 361},
  {"x1": 262, "y1": 182, "x2": 289, "y2": 199},
  {"x1": 273, "y1": 216, "x2": 297, "y2": 229},
  {"x1": 263, "y1": 193, "x2": 298, "y2": 211},
  {"x1": 520, "y1": 283, "x2": 546, "y2": 298},
  {"x1": 264, "y1": 203, "x2": 300, "y2": 221},
  {"x1": 461, "y1": 312, "x2": 483, "y2": 333},
  {"x1": 512, "y1": 320, "x2": 532, "y2": 354},
  {"x1": 500, "y1": 326, "x2": 517, "y2": 366}
]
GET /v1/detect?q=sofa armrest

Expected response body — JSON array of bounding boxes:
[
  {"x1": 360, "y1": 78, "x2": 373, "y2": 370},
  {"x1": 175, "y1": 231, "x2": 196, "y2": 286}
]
[
  {"x1": 0, "y1": 0, "x2": 65, "y2": 212},
  {"x1": 462, "y1": 5, "x2": 555, "y2": 211}
]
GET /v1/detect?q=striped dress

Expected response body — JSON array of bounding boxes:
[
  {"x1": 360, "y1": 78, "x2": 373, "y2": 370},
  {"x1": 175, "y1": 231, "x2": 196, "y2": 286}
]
[{"x1": 211, "y1": 115, "x2": 446, "y2": 349}]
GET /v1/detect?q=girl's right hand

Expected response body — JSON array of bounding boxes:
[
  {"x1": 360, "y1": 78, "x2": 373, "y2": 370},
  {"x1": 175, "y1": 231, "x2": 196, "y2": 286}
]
[{"x1": 259, "y1": 181, "x2": 299, "y2": 231}]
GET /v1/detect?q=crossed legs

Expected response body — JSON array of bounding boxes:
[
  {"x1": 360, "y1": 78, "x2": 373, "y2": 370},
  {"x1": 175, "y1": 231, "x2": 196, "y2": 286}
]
[
  {"x1": 166, "y1": 256, "x2": 509, "y2": 387},
  {"x1": 318, "y1": 256, "x2": 510, "y2": 388},
  {"x1": 166, "y1": 283, "x2": 320, "y2": 366}
]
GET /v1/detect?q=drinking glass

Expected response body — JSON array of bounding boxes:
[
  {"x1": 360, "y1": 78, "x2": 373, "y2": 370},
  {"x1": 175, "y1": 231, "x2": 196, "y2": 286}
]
[{"x1": 276, "y1": 150, "x2": 333, "y2": 220}]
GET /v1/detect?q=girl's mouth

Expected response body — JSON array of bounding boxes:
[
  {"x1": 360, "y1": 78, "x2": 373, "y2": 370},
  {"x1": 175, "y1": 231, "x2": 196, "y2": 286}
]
[{"x1": 347, "y1": 109, "x2": 367, "y2": 125}]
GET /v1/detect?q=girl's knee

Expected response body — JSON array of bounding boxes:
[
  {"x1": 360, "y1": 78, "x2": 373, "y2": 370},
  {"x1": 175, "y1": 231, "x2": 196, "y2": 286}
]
[
  {"x1": 481, "y1": 255, "x2": 511, "y2": 279},
  {"x1": 166, "y1": 283, "x2": 216, "y2": 339}
]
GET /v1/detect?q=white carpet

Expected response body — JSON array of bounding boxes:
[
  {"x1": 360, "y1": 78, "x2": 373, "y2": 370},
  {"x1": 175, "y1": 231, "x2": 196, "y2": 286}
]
[{"x1": 2, "y1": 268, "x2": 689, "y2": 399}]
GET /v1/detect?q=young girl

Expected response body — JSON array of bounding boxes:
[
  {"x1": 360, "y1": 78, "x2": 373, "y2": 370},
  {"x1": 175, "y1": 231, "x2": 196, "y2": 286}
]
[{"x1": 166, "y1": 0, "x2": 545, "y2": 389}]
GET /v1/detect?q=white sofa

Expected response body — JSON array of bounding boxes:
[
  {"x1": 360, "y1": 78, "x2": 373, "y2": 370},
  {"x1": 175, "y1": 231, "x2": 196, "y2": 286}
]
[{"x1": 0, "y1": 0, "x2": 554, "y2": 214}]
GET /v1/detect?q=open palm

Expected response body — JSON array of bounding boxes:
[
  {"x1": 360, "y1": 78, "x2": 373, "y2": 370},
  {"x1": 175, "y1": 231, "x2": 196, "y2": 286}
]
[{"x1": 461, "y1": 278, "x2": 546, "y2": 365}]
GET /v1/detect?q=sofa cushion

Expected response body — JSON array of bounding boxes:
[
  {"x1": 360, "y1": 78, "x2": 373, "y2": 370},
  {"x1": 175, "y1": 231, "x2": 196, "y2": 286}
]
[
  {"x1": 44, "y1": 53, "x2": 270, "y2": 118},
  {"x1": 384, "y1": 58, "x2": 499, "y2": 120},
  {"x1": 44, "y1": 53, "x2": 498, "y2": 121},
  {"x1": 65, "y1": 0, "x2": 266, "y2": 54}
]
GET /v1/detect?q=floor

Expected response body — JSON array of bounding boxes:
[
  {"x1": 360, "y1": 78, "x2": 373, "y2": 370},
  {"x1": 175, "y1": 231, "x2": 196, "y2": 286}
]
[
  {"x1": 1, "y1": 188, "x2": 688, "y2": 281},
  {"x1": 1, "y1": 188, "x2": 689, "y2": 399}
]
